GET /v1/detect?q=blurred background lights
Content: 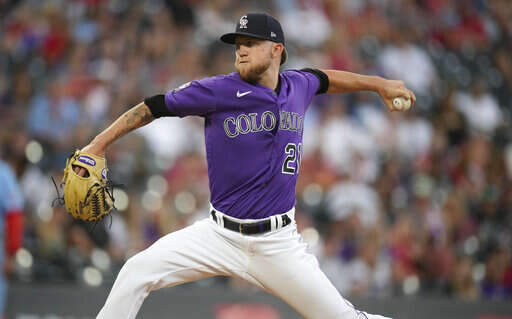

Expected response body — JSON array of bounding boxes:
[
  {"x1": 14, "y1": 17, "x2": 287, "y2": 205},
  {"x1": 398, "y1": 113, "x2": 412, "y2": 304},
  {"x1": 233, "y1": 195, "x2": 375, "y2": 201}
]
[
  {"x1": 25, "y1": 140, "x2": 43, "y2": 164},
  {"x1": 472, "y1": 263, "x2": 486, "y2": 283},
  {"x1": 174, "y1": 191, "x2": 196, "y2": 215},
  {"x1": 403, "y1": 275, "x2": 420, "y2": 295},
  {"x1": 16, "y1": 248, "x2": 33, "y2": 269},
  {"x1": 36, "y1": 202, "x2": 53, "y2": 222},
  {"x1": 91, "y1": 248, "x2": 111, "y2": 271},
  {"x1": 302, "y1": 183, "x2": 323, "y2": 207},
  {"x1": 154, "y1": 154, "x2": 173, "y2": 171},
  {"x1": 83, "y1": 266, "x2": 103, "y2": 287},
  {"x1": 147, "y1": 174, "x2": 168, "y2": 196},
  {"x1": 463, "y1": 236, "x2": 479, "y2": 256},
  {"x1": 142, "y1": 190, "x2": 162, "y2": 212},
  {"x1": 112, "y1": 188, "x2": 129, "y2": 211}
]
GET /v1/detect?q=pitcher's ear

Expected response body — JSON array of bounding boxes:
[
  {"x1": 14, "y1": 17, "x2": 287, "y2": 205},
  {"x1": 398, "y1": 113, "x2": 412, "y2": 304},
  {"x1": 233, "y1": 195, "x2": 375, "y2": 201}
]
[{"x1": 272, "y1": 43, "x2": 284, "y2": 59}]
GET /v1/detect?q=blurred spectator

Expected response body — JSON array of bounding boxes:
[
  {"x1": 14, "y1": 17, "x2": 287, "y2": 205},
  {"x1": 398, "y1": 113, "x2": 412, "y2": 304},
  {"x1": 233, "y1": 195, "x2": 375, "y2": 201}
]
[
  {"x1": 26, "y1": 79, "x2": 81, "y2": 144},
  {"x1": 326, "y1": 179, "x2": 381, "y2": 229},
  {"x1": 319, "y1": 98, "x2": 378, "y2": 182},
  {"x1": 0, "y1": 159, "x2": 24, "y2": 316},
  {"x1": 378, "y1": 26, "x2": 437, "y2": 96},
  {"x1": 481, "y1": 245, "x2": 512, "y2": 299},
  {"x1": 451, "y1": 256, "x2": 479, "y2": 300},
  {"x1": 453, "y1": 80, "x2": 502, "y2": 134},
  {"x1": 280, "y1": 4, "x2": 332, "y2": 48},
  {"x1": 0, "y1": 0, "x2": 511, "y2": 301},
  {"x1": 395, "y1": 111, "x2": 434, "y2": 160}
]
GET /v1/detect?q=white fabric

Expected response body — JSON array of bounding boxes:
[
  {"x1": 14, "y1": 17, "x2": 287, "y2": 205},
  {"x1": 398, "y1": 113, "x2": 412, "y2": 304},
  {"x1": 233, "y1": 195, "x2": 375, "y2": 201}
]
[
  {"x1": 281, "y1": 9, "x2": 332, "y2": 48},
  {"x1": 320, "y1": 117, "x2": 379, "y2": 182},
  {"x1": 453, "y1": 91, "x2": 502, "y2": 133},
  {"x1": 270, "y1": 214, "x2": 277, "y2": 231},
  {"x1": 396, "y1": 117, "x2": 433, "y2": 159},
  {"x1": 326, "y1": 181, "x2": 381, "y2": 228},
  {"x1": 97, "y1": 213, "x2": 391, "y2": 319},
  {"x1": 378, "y1": 44, "x2": 437, "y2": 95},
  {"x1": 277, "y1": 214, "x2": 283, "y2": 229}
]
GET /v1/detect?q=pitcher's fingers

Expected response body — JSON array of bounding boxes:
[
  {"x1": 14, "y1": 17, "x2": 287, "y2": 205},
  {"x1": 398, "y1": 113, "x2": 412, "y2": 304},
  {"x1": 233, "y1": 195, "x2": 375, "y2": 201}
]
[
  {"x1": 396, "y1": 89, "x2": 410, "y2": 100},
  {"x1": 385, "y1": 99, "x2": 395, "y2": 112},
  {"x1": 73, "y1": 166, "x2": 87, "y2": 177},
  {"x1": 409, "y1": 90, "x2": 416, "y2": 105}
]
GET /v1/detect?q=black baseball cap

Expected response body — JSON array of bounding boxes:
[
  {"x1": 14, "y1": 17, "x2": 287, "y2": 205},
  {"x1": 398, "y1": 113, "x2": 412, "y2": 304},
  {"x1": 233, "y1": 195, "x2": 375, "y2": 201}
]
[{"x1": 220, "y1": 13, "x2": 288, "y2": 65}]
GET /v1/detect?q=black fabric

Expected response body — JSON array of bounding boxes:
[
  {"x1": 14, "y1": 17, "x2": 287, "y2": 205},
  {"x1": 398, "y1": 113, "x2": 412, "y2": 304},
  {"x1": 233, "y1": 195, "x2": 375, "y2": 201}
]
[
  {"x1": 220, "y1": 13, "x2": 285, "y2": 45},
  {"x1": 144, "y1": 94, "x2": 173, "y2": 118},
  {"x1": 210, "y1": 210, "x2": 292, "y2": 235},
  {"x1": 275, "y1": 76, "x2": 282, "y2": 95},
  {"x1": 220, "y1": 13, "x2": 288, "y2": 65},
  {"x1": 301, "y1": 68, "x2": 329, "y2": 95}
]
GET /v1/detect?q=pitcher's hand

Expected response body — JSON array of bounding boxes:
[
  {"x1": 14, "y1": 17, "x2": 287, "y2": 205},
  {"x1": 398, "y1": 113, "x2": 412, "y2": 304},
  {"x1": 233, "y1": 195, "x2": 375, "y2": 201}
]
[
  {"x1": 377, "y1": 79, "x2": 416, "y2": 112},
  {"x1": 73, "y1": 143, "x2": 106, "y2": 177}
]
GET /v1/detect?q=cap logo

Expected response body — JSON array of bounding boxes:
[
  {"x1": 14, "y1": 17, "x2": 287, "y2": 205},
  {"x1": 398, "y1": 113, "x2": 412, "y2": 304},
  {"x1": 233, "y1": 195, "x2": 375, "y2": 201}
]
[
  {"x1": 270, "y1": 31, "x2": 276, "y2": 38},
  {"x1": 239, "y1": 15, "x2": 248, "y2": 29}
]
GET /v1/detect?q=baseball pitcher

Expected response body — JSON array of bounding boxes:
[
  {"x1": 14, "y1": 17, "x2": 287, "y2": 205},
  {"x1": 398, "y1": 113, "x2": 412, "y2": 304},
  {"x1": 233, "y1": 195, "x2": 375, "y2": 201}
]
[{"x1": 72, "y1": 13, "x2": 415, "y2": 319}]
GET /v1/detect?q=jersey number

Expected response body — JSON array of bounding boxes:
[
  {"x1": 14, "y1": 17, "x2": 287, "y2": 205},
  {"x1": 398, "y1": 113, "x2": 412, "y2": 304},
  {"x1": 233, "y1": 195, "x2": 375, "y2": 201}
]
[{"x1": 282, "y1": 143, "x2": 302, "y2": 175}]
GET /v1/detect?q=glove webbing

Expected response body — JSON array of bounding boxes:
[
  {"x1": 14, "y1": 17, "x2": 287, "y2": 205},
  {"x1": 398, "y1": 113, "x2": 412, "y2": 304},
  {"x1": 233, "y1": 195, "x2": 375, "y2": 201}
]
[{"x1": 82, "y1": 180, "x2": 120, "y2": 220}]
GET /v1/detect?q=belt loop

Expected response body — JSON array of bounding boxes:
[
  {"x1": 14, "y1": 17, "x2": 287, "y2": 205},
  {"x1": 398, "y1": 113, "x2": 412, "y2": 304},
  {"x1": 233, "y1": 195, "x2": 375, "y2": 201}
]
[
  {"x1": 212, "y1": 209, "x2": 223, "y2": 227},
  {"x1": 218, "y1": 211, "x2": 224, "y2": 228},
  {"x1": 270, "y1": 215, "x2": 277, "y2": 231},
  {"x1": 277, "y1": 214, "x2": 283, "y2": 229}
]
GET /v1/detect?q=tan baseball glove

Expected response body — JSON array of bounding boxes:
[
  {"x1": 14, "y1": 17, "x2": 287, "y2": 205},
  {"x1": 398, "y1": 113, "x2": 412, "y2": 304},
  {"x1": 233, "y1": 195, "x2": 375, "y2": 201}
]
[{"x1": 61, "y1": 150, "x2": 115, "y2": 221}]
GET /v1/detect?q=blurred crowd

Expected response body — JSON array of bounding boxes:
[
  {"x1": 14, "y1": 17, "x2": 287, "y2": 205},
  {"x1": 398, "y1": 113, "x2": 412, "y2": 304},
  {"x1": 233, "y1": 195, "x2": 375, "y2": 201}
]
[{"x1": 1, "y1": 0, "x2": 511, "y2": 302}]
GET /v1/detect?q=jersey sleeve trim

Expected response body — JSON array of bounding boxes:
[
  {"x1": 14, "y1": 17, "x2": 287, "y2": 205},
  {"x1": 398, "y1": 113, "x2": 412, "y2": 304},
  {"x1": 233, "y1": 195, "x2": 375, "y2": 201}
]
[
  {"x1": 145, "y1": 94, "x2": 176, "y2": 118},
  {"x1": 300, "y1": 68, "x2": 329, "y2": 95}
]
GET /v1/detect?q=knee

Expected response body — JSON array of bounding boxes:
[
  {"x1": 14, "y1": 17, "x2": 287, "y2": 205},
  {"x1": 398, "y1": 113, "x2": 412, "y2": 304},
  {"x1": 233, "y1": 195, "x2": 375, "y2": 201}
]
[{"x1": 121, "y1": 251, "x2": 153, "y2": 276}]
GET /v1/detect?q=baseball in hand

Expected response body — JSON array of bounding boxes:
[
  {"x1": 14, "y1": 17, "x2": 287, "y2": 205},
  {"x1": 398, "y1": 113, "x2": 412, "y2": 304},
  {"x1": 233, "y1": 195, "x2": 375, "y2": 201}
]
[{"x1": 393, "y1": 97, "x2": 411, "y2": 111}]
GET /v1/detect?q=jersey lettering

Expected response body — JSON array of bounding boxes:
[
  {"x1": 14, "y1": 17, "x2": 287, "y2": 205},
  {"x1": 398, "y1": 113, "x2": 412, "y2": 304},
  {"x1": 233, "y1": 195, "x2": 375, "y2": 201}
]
[
  {"x1": 223, "y1": 110, "x2": 304, "y2": 138},
  {"x1": 236, "y1": 114, "x2": 251, "y2": 134},
  {"x1": 223, "y1": 111, "x2": 277, "y2": 138},
  {"x1": 279, "y1": 111, "x2": 303, "y2": 132},
  {"x1": 249, "y1": 113, "x2": 263, "y2": 132}
]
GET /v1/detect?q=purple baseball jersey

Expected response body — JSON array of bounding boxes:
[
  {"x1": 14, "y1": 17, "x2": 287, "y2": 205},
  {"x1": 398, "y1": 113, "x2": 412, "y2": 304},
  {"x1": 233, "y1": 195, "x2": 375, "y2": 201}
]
[{"x1": 164, "y1": 70, "x2": 321, "y2": 219}]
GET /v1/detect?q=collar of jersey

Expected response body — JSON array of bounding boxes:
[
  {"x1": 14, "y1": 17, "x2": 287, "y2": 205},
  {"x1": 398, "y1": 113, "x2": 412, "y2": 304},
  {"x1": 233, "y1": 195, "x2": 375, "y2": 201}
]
[{"x1": 235, "y1": 72, "x2": 283, "y2": 98}]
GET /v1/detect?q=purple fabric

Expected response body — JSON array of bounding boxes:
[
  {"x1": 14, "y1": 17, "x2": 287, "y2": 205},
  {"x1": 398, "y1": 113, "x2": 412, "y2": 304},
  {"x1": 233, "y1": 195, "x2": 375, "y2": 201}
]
[{"x1": 165, "y1": 70, "x2": 320, "y2": 219}]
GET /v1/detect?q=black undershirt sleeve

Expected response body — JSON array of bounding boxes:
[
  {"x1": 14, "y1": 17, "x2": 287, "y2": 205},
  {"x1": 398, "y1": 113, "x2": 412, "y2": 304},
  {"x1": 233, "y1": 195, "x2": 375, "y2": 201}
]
[
  {"x1": 144, "y1": 94, "x2": 175, "y2": 118},
  {"x1": 300, "y1": 68, "x2": 329, "y2": 95}
]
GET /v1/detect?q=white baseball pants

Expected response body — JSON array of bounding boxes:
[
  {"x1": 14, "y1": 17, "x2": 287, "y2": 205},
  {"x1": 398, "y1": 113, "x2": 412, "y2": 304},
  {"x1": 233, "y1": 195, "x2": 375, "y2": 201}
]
[{"x1": 97, "y1": 208, "x2": 390, "y2": 319}]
